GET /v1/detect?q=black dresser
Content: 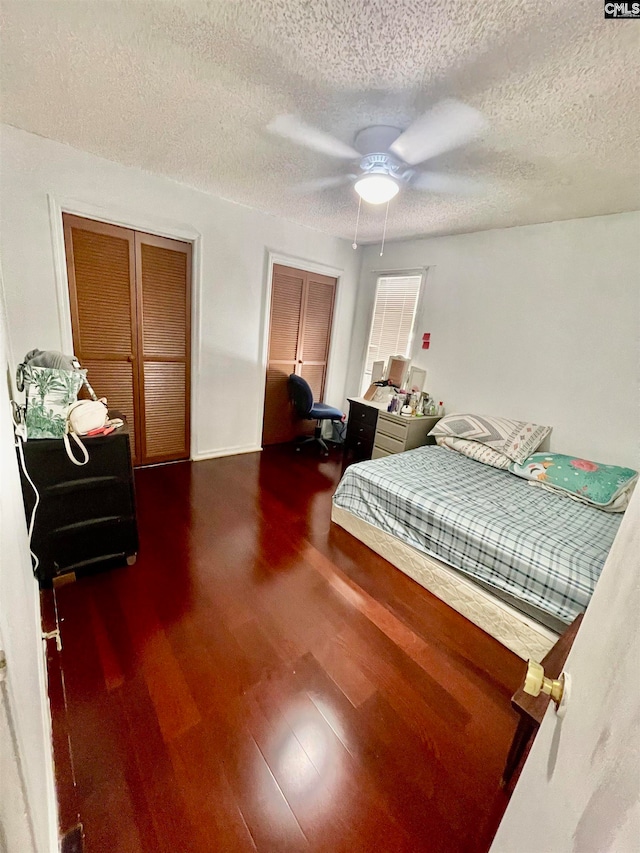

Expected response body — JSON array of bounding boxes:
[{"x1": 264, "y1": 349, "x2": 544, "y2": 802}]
[
  {"x1": 343, "y1": 397, "x2": 440, "y2": 466},
  {"x1": 343, "y1": 397, "x2": 379, "y2": 463},
  {"x1": 17, "y1": 422, "x2": 138, "y2": 586}
]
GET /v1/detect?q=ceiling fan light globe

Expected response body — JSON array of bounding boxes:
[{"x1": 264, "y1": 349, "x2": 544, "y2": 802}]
[{"x1": 354, "y1": 175, "x2": 399, "y2": 205}]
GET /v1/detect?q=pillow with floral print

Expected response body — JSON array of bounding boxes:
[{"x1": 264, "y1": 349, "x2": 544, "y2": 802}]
[{"x1": 510, "y1": 453, "x2": 637, "y2": 511}]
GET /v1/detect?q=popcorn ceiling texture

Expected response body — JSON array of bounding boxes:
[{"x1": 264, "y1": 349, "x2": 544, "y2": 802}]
[{"x1": 1, "y1": 0, "x2": 638, "y2": 243}]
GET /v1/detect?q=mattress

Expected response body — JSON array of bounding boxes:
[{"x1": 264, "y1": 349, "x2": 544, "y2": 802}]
[
  {"x1": 331, "y1": 504, "x2": 558, "y2": 659},
  {"x1": 332, "y1": 446, "x2": 622, "y2": 625}
]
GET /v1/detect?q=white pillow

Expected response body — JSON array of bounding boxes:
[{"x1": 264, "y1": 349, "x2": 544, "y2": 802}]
[
  {"x1": 429, "y1": 413, "x2": 552, "y2": 464},
  {"x1": 436, "y1": 435, "x2": 512, "y2": 470}
]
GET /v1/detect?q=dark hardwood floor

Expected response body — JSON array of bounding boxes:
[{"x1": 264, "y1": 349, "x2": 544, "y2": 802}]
[{"x1": 48, "y1": 444, "x2": 523, "y2": 853}]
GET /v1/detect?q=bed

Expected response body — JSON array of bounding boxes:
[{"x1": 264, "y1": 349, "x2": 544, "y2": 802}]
[{"x1": 332, "y1": 446, "x2": 622, "y2": 659}]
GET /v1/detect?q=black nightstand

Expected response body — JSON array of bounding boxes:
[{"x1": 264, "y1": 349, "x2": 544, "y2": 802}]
[
  {"x1": 17, "y1": 419, "x2": 138, "y2": 587},
  {"x1": 343, "y1": 398, "x2": 380, "y2": 464}
]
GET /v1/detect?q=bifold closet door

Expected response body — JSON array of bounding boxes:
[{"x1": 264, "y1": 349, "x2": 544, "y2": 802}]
[
  {"x1": 64, "y1": 214, "x2": 191, "y2": 466},
  {"x1": 135, "y1": 233, "x2": 191, "y2": 465},
  {"x1": 262, "y1": 264, "x2": 336, "y2": 446},
  {"x1": 298, "y1": 271, "x2": 336, "y2": 401},
  {"x1": 64, "y1": 215, "x2": 142, "y2": 464},
  {"x1": 263, "y1": 265, "x2": 304, "y2": 445}
]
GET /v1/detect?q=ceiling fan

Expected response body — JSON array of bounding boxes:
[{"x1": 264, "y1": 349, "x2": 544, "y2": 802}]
[{"x1": 268, "y1": 99, "x2": 489, "y2": 205}]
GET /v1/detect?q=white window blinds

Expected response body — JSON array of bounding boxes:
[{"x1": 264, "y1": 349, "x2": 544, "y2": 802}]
[{"x1": 363, "y1": 274, "x2": 422, "y2": 388}]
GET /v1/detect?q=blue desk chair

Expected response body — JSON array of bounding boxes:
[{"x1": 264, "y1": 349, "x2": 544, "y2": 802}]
[{"x1": 288, "y1": 374, "x2": 344, "y2": 456}]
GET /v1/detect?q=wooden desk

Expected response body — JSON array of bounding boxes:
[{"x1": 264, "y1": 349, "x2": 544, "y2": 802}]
[{"x1": 502, "y1": 613, "x2": 583, "y2": 788}]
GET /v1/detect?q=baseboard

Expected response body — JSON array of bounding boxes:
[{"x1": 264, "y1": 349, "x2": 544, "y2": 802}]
[{"x1": 192, "y1": 445, "x2": 262, "y2": 461}]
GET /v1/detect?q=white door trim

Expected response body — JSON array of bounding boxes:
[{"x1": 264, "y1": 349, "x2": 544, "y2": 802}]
[
  {"x1": 258, "y1": 251, "x2": 345, "y2": 448},
  {"x1": 47, "y1": 194, "x2": 202, "y2": 460}
]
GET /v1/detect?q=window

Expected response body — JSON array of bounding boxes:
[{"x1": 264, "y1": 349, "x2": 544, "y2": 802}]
[{"x1": 361, "y1": 274, "x2": 422, "y2": 393}]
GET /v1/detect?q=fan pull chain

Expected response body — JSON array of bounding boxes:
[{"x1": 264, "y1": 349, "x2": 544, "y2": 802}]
[
  {"x1": 379, "y1": 200, "x2": 390, "y2": 256},
  {"x1": 352, "y1": 196, "x2": 362, "y2": 249}
]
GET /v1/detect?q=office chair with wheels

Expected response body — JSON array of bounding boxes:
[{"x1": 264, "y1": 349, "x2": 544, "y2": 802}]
[{"x1": 288, "y1": 374, "x2": 344, "y2": 456}]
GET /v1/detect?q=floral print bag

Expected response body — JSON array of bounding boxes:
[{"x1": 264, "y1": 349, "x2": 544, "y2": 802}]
[{"x1": 23, "y1": 364, "x2": 85, "y2": 438}]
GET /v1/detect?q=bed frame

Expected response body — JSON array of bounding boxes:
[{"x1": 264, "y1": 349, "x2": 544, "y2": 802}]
[{"x1": 331, "y1": 504, "x2": 559, "y2": 661}]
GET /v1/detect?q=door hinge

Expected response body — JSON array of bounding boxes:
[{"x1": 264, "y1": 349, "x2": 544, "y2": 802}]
[{"x1": 42, "y1": 629, "x2": 62, "y2": 652}]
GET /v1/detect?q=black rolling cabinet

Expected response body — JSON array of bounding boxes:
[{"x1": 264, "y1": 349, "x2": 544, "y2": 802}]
[
  {"x1": 17, "y1": 420, "x2": 138, "y2": 587},
  {"x1": 343, "y1": 398, "x2": 379, "y2": 464}
]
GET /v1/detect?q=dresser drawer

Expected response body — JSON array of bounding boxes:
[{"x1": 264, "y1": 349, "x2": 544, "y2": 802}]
[
  {"x1": 350, "y1": 436, "x2": 375, "y2": 460},
  {"x1": 22, "y1": 431, "x2": 132, "y2": 485},
  {"x1": 347, "y1": 421, "x2": 375, "y2": 444},
  {"x1": 34, "y1": 480, "x2": 134, "y2": 531},
  {"x1": 376, "y1": 414, "x2": 409, "y2": 442},
  {"x1": 372, "y1": 446, "x2": 393, "y2": 460},
  {"x1": 349, "y1": 400, "x2": 378, "y2": 428},
  {"x1": 374, "y1": 432, "x2": 405, "y2": 455},
  {"x1": 345, "y1": 419, "x2": 375, "y2": 455},
  {"x1": 48, "y1": 516, "x2": 138, "y2": 575}
]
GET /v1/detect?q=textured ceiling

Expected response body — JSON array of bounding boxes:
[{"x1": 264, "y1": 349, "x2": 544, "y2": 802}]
[{"x1": 1, "y1": 1, "x2": 639, "y2": 243}]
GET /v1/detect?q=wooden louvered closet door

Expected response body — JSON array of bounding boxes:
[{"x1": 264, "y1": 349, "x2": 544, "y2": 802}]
[
  {"x1": 64, "y1": 216, "x2": 141, "y2": 463},
  {"x1": 64, "y1": 215, "x2": 191, "y2": 466},
  {"x1": 136, "y1": 233, "x2": 191, "y2": 465},
  {"x1": 262, "y1": 264, "x2": 336, "y2": 445},
  {"x1": 298, "y1": 271, "x2": 336, "y2": 401}
]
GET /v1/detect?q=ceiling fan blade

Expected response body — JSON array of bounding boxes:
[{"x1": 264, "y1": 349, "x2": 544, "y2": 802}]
[
  {"x1": 268, "y1": 114, "x2": 360, "y2": 160},
  {"x1": 390, "y1": 99, "x2": 488, "y2": 166},
  {"x1": 288, "y1": 175, "x2": 353, "y2": 194},
  {"x1": 411, "y1": 171, "x2": 489, "y2": 195}
]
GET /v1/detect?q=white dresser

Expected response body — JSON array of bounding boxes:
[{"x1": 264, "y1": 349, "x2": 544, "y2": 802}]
[{"x1": 372, "y1": 410, "x2": 442, "y2": 459}]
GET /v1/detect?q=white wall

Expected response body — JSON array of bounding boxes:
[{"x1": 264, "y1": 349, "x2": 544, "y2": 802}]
[
  {"x1": 0, "y1": 124, "x2": 361, "y2": 459},
  {"x1": 0, "y1": 275, "x2": 57, "y2": 852},
  {"x1": 491, "y1": 485, "x2": 640, "y2": 853},
  {"x1": 349, "y1": 213, "x2": 640, "y2": 468},
  {"x1": 0, "y1": 685, "x2": 36, "y2": 853}
]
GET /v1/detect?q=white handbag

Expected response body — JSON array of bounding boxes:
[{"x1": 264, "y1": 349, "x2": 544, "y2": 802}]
[{"x1": 63, "y1": 399, "x2": 109, "y2": 466}]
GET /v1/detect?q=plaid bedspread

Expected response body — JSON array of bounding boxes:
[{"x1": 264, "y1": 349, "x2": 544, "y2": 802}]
[{"x1": 333, "y1": 446, "x2": 622, "y2": 623}]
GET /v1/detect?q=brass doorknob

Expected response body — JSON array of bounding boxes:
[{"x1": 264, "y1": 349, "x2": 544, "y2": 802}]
[{"x1": 524, "y1": 659, "x2": 565, "y2": 707}]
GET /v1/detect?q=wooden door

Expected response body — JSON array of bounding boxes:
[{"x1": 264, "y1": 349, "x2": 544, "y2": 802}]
[
  {"x1": 490, "y1": 490, "x2": 639, "y2": 852},
  {"x1": 136, "y1": 233, "x2": 191, "y2": 465},
  {"x1": 263, "y1": 265, "x2": 304, "y2": 445},
  {"x1": 64, "y1": 215, "x2": 191, "y2": 466},
  {"x1": 299, "y1": 271, "x2": 336, "y2": 400},
  {"x1": 64, "y1": 215, "x2": 141, "y2": 463},
  {"x1": 262, "y1": 264, "x2": 336, "y2": 446}
]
